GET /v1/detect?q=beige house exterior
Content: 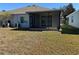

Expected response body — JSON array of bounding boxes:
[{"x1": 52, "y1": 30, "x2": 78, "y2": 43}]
[{"x1": 0, "y1": 5, "x2": 61, "y2": 30}]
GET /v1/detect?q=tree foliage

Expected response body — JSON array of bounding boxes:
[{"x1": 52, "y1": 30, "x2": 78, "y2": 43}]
[
  {"x1": 63, "y1": 3, "x2": 75, "y2": 18},
  {"x1": 0, "y1": 12, "x2": 12, "y2": 27},
  {"x1": 0, "y1": 12, "x2": 12, "y2": 21},
  {"x1": 60, "y1": 3, "x2": 75, "y2": 25}
]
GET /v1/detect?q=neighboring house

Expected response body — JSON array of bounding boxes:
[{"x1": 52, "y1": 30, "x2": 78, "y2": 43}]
[
  {"x1": 0, "y1": 5, "x2": 62, "y2": 30},
  {"x1": 66, "y1": 10, "x2": 79, "y2": 28}
]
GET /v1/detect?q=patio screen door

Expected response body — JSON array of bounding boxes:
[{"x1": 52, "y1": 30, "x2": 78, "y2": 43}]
[{"x1": 41, "y1": 16, "x2": 47, "y2": 28}]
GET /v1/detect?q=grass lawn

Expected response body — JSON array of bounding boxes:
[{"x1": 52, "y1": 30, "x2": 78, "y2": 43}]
[{"x1": 0, "y1": 28, "x2": 79, "y2": 55}]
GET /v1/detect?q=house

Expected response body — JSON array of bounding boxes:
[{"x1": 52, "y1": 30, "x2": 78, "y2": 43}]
[
  {"x1": 66, "y1": 10, "x2": 79, "y2": 28},
  {"x1": 0, "y1": 5, "x2": 61, "y2": 30}
]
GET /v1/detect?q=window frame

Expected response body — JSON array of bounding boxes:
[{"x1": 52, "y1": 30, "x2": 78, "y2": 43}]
[
  {"x1": 20, "y1": 16, "x2": 25, "y2": 23},
  {"x1": 71, "y1": 16, "x2": 74, "y2": 23}
]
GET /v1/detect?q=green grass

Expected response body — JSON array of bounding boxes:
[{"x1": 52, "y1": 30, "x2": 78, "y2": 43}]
[{"x1": 0, "y1": 28, "x2": 79, "y2": 55}]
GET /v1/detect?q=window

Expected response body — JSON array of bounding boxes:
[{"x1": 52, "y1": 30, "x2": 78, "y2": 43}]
[
  {"x1": 41, "y1": 16, "x2": 46, "y2": 27},
  {"x1": 71, "y1": 16, "x2": 74, "y2": 23},
  {"x1": 47, "y1": 16, "x2": 52, "y2": 27},
  {"x1": 20, "y1": 16, "x2": 24, "y2": 23}
]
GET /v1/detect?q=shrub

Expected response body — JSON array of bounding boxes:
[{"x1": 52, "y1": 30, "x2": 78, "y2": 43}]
[{"x1": 61, "y1": 24, "x2": 79, "y2": 34}]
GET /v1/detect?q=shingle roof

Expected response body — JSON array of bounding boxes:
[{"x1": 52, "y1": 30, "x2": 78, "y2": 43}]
[
  {"x1": 7, "y1": 5, "x2": 51, "y2": 14},
  {"x1": 0, "y1": 5, "x2": 61, "y2": 14}
]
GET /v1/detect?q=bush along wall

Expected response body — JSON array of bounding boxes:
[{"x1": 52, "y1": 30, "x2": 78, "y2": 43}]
[{"x1": 61, "y1": 24, "x2": 79, "y2": 34}]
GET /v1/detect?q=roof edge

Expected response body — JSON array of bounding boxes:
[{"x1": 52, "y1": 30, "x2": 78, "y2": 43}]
[{"x1": 66, "y1": 10, "x2": 79, "y2": 17}]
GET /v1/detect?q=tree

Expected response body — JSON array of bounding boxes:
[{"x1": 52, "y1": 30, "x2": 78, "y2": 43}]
[
  {"x1": 60, "y1": 3, "x2": 75, "y2": 25},
  {"x1": 2, "y1": 10, "x2": 6, "y2": 12},
  {"x1": 63, "y1": 3, "x2": 75, "y2": 17},
  {"x1": 0, "y1": 12, "x2": 12, "y2": 27}
]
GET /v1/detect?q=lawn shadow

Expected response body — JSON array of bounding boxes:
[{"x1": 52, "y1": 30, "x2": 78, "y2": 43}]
[
  {"x1": 10, "y1": 28, "x2": 43, "y2": 32},
  {"x1": 61, "y1": 25, "x2": 79, "y2": 35},
  {"x1": 61, "y1": 31, "x2": 79, "y2": 35},
  {"x1": 10, "y1": 28, "x2": 56, "y2": 32}
]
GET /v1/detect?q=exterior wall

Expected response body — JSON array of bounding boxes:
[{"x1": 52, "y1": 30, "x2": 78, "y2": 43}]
[
  {"x1": 10, "y1": 11, "x2": 60, "y2": 29},
  {"x1": 10, "y1": 13, "x2": 29, "y2": 28},
  {"x1": 52, "y1": 12, "x2": 60, "y2": 28},
  {"x1": 67, "y1": 12, "x2": 79, "y2": 28}
]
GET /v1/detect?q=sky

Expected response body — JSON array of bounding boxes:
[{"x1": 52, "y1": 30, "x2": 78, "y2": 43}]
[{"x1": 0, "y1": 3, "x2": 79, "y2": 11}]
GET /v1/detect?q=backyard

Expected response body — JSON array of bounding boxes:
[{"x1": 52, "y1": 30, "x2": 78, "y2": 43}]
[{"x1": 0, "y1": 28, "x2": 79, "y2": 55}]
